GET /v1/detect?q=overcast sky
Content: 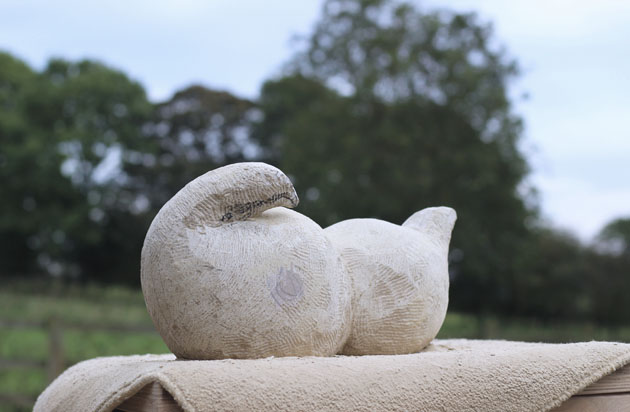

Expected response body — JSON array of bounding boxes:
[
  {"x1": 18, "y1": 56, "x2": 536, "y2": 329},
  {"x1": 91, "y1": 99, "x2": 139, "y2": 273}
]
[{"x1": 1, "y1": 0, "x2": 628, "y2": 241}]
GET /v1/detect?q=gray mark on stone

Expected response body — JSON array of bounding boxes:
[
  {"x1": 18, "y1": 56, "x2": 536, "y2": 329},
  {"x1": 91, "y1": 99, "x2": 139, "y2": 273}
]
[{"x1": 268, "y1": 265, "x2": 304, "y2": 307}]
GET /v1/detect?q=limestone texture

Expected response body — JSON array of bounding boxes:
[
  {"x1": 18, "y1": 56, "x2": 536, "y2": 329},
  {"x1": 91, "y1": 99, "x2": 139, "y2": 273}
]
[
  {"x1": 142, "y1": 162, "x2": 455, "y2": 359},
  {"x1": 141, "y1": 162, "x2": 352, "y2": 359},
  {"x1": 325, "y1": 207, "x2": 456, "y2": 355}
]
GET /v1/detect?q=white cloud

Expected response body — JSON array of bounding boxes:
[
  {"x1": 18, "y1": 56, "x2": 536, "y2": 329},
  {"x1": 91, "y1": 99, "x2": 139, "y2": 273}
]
[{"x1": 533, "y1": 173, "x2": 630, "y2": 240}]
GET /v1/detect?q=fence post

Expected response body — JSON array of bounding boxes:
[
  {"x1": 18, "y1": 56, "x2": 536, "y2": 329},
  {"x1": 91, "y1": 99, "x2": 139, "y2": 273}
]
[{"x1": 47, "y1": 317, "x2": 65, "y2": 382}]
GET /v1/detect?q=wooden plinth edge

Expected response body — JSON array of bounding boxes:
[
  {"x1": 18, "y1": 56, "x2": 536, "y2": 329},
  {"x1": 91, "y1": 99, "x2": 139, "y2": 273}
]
[
  {"x1": 552, "y1": 363, "x2": 630, "y2": 411},
  {"x1": 113, "y1": 364, "x2": 630, "y2": 412},
  {"x1": 578, "y1": 362, "x2": 630, "y2": 396}
]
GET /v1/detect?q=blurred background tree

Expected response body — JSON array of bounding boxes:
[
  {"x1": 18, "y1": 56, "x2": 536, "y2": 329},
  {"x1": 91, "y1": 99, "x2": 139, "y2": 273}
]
[
  {"x1": 0, "y1": 54, "x2": 261, "y2": 286},
  {"x1": 0, "y1": 53, "x2": 154, "y2": 284},
  {"x1": 0, "y1": 52, "x2": 59, "y2": 277},
  {"x1": 133, "y1": 85, "x2": 260, "y2": 209},
  {"x1": 41, "y1": 58, "x2": 155, "y2": 285},
  {"x1": 255, "y1": 0, "x2": 534, "y2": 315},
  {"x1": 597, "y1": 218, "x2": 630, "y2": 257}
]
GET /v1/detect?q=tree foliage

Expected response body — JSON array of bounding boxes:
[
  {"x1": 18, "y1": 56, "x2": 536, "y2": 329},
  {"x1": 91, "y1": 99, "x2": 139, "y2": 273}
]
[
  {"x1": 0, "y1": 54, "x2": 260, "y2": 285},
  {"x1": 0, "y1": 52, "x2": 60, "y2": 275},
  {"x1": 290, "y1": 0, "x2": 524, "y2": 156},
  {"x1": 256, "y1": 0, "x2": 535, "y2": 313},
  {"x1": 0, "y1": 53, "x2": 154, "y2": 283},
  {"x1": 597, "y1": 217, "x2": 630, "y2": 257},
  {"x1": 134, "y1": 85, "x2": 260, "y2": 209}
]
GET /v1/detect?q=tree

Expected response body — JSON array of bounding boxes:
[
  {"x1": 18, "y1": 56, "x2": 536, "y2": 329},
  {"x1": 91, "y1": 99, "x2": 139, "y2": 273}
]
[
  {"x1": 0, "y1": 52, "x2": 266, "y2": 285},
  {"x1": 597, "y1": 217, "x2": 630, "y2": 257},
  {"x1": 587, "y1": 217, "x2": 630, "y2": 323},
  {"x1": 289, "y1": 0, "x2": 524, "y2": 158},
  {"x1": 255, "y1": 0, "x2": 536, "y2": 314},
  {"x1": 134, "y1": 85, "x2": 261, "y2": 209},
  {"x1": 0, "y1": 54, "x2": 155, "y2": 283},
  {"x1": 0, "y1": 52, "x2": 70, "y2": 276},
  {"x1": 510, "y1": 228, "x2": 592, "y2": 320},
  {"x1": 39, "y1": 59, "x2": 155, "y2": 284}
]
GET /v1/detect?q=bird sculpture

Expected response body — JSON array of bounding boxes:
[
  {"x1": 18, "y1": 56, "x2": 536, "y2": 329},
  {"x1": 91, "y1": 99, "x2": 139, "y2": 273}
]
[{"x1": 141, "y1": 162, "x2": 456, "y2": 359}]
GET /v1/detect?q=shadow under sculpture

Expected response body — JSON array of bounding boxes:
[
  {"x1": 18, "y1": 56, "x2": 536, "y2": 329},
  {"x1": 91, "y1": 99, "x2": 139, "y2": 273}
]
[{"x1": 141, "y1": 162, "x2": 456, "y2": 359}]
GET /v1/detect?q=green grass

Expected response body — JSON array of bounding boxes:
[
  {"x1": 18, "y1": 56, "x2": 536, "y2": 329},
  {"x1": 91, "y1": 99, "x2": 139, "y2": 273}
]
[
  {"x1": 1, "y1": 284, "x2": 629, "y2": 411},
  {"x1": 437, "y1": 312, "x2": 630, "y2": 343},
  {"x1": 0, "y1": 284, "x2": 169, "y2": 412},
  {"x1": 0, "y1": 283, "x2": 151, "y2": 326}
]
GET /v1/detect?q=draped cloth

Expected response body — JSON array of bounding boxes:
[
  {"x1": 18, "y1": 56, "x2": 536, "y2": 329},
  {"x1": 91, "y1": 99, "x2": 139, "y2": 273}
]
[{"x1": 34, "y1": 339, "x2": 630, "y2": 412}]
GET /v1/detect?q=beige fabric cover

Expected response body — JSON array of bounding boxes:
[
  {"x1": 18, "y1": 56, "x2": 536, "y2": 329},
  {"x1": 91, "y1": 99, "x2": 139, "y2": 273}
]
[{"x1": 35, "y1": 339, "x2": 630, "y2": 412}]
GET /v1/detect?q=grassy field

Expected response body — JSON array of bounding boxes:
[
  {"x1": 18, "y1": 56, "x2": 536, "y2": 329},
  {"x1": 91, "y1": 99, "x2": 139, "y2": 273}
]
[
  {"x1": 0, "y1": 284, "x2": 168, "y2": 412},
  {"x1": 1, "y1": 283, "x2": 629, "y2": 412}
]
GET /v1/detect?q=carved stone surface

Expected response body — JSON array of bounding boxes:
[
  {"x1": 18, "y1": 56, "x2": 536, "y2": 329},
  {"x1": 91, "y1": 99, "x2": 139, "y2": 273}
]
[
  {"x1": 141, "y1": 163, "x2": 352, "y2": 359},
  {"x1": 141, "y1": 162, "x2": 456, "y2": 359},
  {"x1": 326, "y1": 207, "x2": 456, "y2": 355}
]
